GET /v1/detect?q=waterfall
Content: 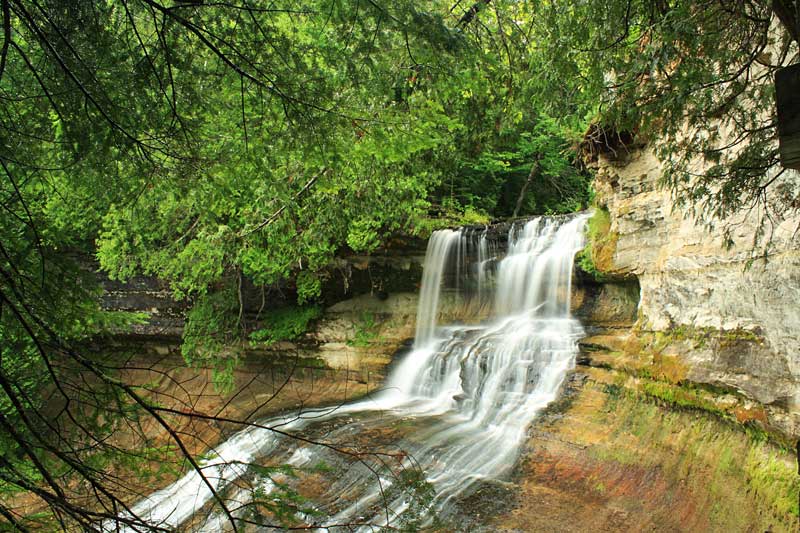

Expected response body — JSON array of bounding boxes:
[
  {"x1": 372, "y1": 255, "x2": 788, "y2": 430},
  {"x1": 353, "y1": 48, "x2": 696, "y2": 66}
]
[
  {"x1": 414, "y1": 229, "x2": 461, "y2": 347},
  {"x1": 110, "y1": 213, "x2": 590, "y2": 532}
]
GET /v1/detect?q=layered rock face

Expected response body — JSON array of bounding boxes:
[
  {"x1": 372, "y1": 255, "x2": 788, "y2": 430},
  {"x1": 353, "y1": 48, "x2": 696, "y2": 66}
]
[{"x1": 594, "y1": 147, "x2": 800, "y2": 437}]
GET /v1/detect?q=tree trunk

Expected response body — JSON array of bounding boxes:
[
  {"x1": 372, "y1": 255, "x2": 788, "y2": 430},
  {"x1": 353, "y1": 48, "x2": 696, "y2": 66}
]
[
  {"x1": 773, "y1": 1, "x2": 800, "y2": 46},
  {"x1": 513, "y1": 160, "x2": 540, "y2": 218}
]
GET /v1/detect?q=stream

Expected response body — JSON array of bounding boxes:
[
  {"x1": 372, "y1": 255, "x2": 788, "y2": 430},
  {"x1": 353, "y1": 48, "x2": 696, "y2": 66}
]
[{"x1": 112, "y1": 213, "x2": 590, "y2": 531}]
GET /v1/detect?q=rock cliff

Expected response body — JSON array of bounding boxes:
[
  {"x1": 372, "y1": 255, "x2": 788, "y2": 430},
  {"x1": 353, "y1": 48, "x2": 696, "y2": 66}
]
[{"x1": 593, "y1": 146, "x2": 800, "y2": 438}]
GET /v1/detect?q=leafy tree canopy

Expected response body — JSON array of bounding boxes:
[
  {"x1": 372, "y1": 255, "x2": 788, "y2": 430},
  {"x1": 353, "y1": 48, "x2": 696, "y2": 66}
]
[
  {"x1": 6, "y1": 0, "x2": 797, "y2": 529},
  {"x1": 526, "y1": 0, "x2": 800, "y2": 223},
  {"x1": 0, "y1": 1, "x2": 590, "y2": 529}
]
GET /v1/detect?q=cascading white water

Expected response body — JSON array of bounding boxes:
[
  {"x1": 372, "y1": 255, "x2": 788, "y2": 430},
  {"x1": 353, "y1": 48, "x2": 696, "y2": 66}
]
[
  {"x1": 110, "y1": 213, "x2": 590, "y2": 532},
  {"x1": 414, "y1": 229, "x2": 461, "y2": 347}
]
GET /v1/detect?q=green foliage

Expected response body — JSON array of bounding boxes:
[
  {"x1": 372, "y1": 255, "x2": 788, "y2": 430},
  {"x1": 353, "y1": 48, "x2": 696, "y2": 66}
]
[
  {"x1": 639, "y1": 381, "x2": 727, "y2": 418},
  {"x1": 0, "y1": 3, "x2": 600, "y2": 523},
  {"x1": 745, "y1": 445, "x2": 800, "y2": 518},
  {"x1": 347, "y1": 311, "x2": 380, "y2": 347},
  {"x1": 381, "y1": 469, "x2": 440, "y2": 532},
  {"x1": 585, "y1": 207, "x2": 612, "y2": 244},
  {"x1": 249, "y1": 306, "x2": 322, "y2": 347},
  {"x1": 14, "y1": 1, "x2": 779, "y2": 527},
  {"x1": 577, "y1": 250, "x2": 604, "y2": 282},
  {"x1": 181, "y1": 287, "x2": 242, "y2": 391},
  {"x1": 456, "y1": 114, "x2": 592, "y2": 217},
  {"x1": 415, "y1": 20, "x2": 595, "y2": 220},
  {"x1": 0, "y1": 313, "x2": 178, "y2": 522},
  {"x1": 295, "y1": 272, "x2": 323, "y2": 305},
  {"x1": 239, "y1": 463, "x2": 322, "y2": 528},
  {"x1": 0, "y1": 338, "x2": 47, "y2": 494},
  {"x1": 412, "y1": 201, "x2": 491, "y2": 237},
  {"x1": 527, "y1": 1, "x2": 799, "y2": 223},
  {"x1": 577, "y1": 206, "x2": 613, "y2": 281}
]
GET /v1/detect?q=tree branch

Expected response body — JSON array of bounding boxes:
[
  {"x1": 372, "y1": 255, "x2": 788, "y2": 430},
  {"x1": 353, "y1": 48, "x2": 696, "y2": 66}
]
[
  {"x1": 457, "y1": 0, "x2": 492, "y2": 28},
  {"x1": 772, "y1": 0, "x2": 800, "y2": 46},
  {"x1": 240, "y1": 168, "x2": 327, "y2": 238},
  {"x1": 0, "y1": 0, "x2": 10, "y2": 83}
]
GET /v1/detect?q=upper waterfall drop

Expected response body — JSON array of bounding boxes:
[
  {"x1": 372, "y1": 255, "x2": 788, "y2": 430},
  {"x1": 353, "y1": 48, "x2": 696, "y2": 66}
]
[
  {"x1": 494, "y1": 216, "x2": 586, "y2": 317},
  {"x1": 413, "y1": 229, "x2": 461, "y2": 347},
  {"x1": 410, "y1": 213, "x2": 588, "y2": 348}
]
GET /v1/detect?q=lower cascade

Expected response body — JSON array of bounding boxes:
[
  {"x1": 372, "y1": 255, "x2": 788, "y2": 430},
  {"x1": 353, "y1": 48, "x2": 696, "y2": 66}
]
[{"x1": 114, "y1": 213, "x2": 590, "y2": 531}]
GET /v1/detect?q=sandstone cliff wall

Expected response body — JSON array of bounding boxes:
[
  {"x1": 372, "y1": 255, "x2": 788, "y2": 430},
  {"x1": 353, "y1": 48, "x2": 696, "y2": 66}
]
[{"x1": 594, "y1": 148, "x2": 800, "y2": 437}]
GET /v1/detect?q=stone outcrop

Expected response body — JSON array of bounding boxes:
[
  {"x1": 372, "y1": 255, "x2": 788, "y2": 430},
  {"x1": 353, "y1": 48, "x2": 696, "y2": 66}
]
[
  {"x1": 490, "y1": 365, "x2": 800, "y2": 533},
  {"x1": 572, "y1": 276, "x2": 640, "y2": 328},
  {"x1": 91, "y1": 246, "x2": 427, "y2": 340},
  {"x1": 593, "y1": 147, "x2": 800, "y2": 437}
]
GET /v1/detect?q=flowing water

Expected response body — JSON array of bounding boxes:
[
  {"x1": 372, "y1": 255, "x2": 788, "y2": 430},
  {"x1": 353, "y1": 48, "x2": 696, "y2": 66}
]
[{"x1": 113, "y1": 213, "x2": 590, "y2": 532}]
